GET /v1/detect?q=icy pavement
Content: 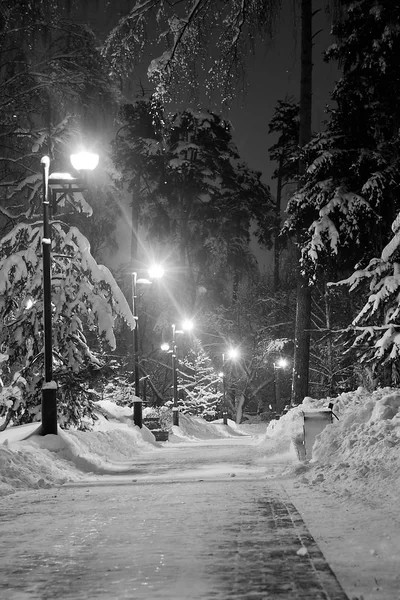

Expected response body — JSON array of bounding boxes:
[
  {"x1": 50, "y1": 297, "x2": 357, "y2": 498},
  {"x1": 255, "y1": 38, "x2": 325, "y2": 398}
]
[{"x1": 0, "y1": 438, "x2": 349, "y2": 600}]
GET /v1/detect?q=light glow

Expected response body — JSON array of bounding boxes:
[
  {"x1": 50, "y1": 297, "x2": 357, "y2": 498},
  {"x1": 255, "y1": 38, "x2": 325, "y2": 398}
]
[
  {"x1": 227, "y1": 348, "x2": 240, "y2": 360},
  {"x1": 161, "y1": 343, "x2": 170, "y2": 352},
  {"x1": 70, "y1": 151, "x2": 99, "y2": 171},
  {"x1": 148, "y1": 265, "x2": 164, "y2": 279},
  {"x1": 276, "y1": 358, "x2": 288, "y2": 369},
  {"x1": 181, "y1": 319, "x2": 194, "y2": 332}
]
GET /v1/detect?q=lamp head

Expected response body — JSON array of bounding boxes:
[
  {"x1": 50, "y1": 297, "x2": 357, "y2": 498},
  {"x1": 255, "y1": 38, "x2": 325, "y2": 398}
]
[
  {"x1": 70, "y1": 151, "x2": 99, "y2": 171},
  {"x1": 148, "y1": 265, "x2": 164, "y2": 279},
  {"x1": 276, "y1": 358, "x2": 288, "y2": 369},
  {"x1": 181, "y1": 319, "x2": 194, "y2": 332}
]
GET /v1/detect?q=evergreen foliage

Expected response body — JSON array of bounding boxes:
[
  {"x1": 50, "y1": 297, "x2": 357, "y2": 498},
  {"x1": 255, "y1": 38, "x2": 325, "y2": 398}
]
[
  {"x1": 112, "y1": 100, "x2": 274, "y2": 310},
  {"x1": 285, "y1": 0, "x2": 400, "y2": 279},
  {"x1": 286, "y1": 0, "x2": 400, "y2": 381},
  {"x1": 176, "y1": 341, "x2": 222, "y2": 419}
]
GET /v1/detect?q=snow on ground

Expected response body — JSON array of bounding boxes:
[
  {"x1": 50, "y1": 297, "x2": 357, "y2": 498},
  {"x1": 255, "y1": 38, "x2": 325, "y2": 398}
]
[
  {"x1": 1, "y1": 387, "x2": 400, "y2": 598},
  {"x1": 1, "y1": 385, "x2": 400, "y2": 507}
]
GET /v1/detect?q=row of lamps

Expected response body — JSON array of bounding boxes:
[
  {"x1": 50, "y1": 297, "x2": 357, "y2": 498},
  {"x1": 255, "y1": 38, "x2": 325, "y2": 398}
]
[{"x1": 39, "y1": 153, "x2": 289, "y2": 435}]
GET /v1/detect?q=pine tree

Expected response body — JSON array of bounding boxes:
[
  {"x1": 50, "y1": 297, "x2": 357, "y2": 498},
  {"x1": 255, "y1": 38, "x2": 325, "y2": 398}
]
[
  {"x1": 268, "y1": 98, "x2": 299, "y2": 290},
  {"x1": 112, "y1": 103, "x2": 274, "y2": 309},
  {"x1": 177, "y1": 342, "x2": 222, "y2": 420}
]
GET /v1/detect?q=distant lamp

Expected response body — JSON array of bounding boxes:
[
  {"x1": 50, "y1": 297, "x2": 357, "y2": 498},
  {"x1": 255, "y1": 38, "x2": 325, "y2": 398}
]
[
  {"x1": 276, "y1": 357, "x2": 288, "y2": 369},
  {"x1": 161, "y1": 343, "x2": 170, "y2": 352},
  {"x1": 273, "y1": 357, "x2": 289, "y2": 415},
  {"x1": 227, "y1": 347, "x2": 240, "y2": 360},
  {"x1": 70, "y1": 151, "x2": 99, "y2": 172},
  {"x1": 221, "y1": 347, "x2": 240, "y2": 425},
  {"x1": 148, "y1": 265, "x2": 164, "y2": 279},
  {"x1": 181, "y1": 319, "x2": 194, "y2": 332}
]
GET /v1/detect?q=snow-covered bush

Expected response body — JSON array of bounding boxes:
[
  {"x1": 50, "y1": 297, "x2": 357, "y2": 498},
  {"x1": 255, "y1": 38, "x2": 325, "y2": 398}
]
[{"x1": 0, "y1": 222, "x2": 135, "y2": 429}]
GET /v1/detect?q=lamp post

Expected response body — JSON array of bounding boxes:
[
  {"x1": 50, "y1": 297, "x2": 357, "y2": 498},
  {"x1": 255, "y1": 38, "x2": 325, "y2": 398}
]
[
  {"x1": 273, "y1": 357, "x2": 288, "y2": 414},
  {"x1": 131, "y1": 266, "x2": 164, "y2": 428},
  {"x1": 171, "y1": 324, "x2": 179, "y2": 426},
  {"x1": 221, "y1": 347, "x2": 240, "y2": 425},
  {"x1": 161, "y1": 320, "x2": 193, "y2": 427},
  {"x1": 40, "y1": 152, "x2": 99, "y2": 435}
]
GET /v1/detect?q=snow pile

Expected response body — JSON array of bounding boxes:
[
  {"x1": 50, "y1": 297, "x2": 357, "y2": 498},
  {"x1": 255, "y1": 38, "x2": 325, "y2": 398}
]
[
  {"x1": 168, "y1": 414, "x2": 248, "y2": 442},
  {"x1": 261, "y1": 386, "x2": 400, "y2": 505},
  {"x1": 0, "y1": 403, "x2": 160, "y2": 497},
  {"x1": 0, "y1": 408, "x2": 250, "y2": 496},
  {"x1": 2, "y1": 387, "x2": 400, "y2": 505}
]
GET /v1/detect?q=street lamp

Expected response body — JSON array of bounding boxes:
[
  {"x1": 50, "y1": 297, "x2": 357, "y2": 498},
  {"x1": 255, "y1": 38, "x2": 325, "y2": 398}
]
[
  {"x1": 131, "y1": 266, "x2": 164, "y2": 428},
  {"x1": 273, "y1": 357, "x2": 288, "y2": 414},
  {"x1": 221, "y1": 347, "x2": 240, "y2": 425},
  {"x1": 40, "y1": 152, "x2": 99, "y2": 436},
  {"x1": 161, "y1": 319, "x2": 194, "y2": 427}
]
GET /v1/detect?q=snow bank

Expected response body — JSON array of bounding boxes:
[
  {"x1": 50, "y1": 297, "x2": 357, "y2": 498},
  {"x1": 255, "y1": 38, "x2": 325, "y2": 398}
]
[
  {"x1": 0, "y1": 403, "x2": 159, "y2": 496},
  {"x1": 260, "y1": 386, "x2": 400, "y2": 504},
  {"x1": 168, "y1": 414, "x2": 248, "y2": 441},
  {"x1": 0, "y1": 409, "x2": 249, "y2": 496},
  {"x1": 2, "y1": 388, "x2": 400, "y2": 505}
]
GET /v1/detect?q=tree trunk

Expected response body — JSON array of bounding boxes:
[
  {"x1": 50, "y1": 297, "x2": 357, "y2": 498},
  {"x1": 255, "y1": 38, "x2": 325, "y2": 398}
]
[
  {"x1": 274, "y1": 154, "x2": 283, "y2": 292},
  {"x1": 291, "y1": 0, "x2": 313, "y2": 405}
]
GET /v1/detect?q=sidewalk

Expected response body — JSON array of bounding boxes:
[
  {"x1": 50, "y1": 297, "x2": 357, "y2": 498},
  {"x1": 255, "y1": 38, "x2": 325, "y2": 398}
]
[{"x1": 0, "y1": 476, "x2": 349, "y2": 599}]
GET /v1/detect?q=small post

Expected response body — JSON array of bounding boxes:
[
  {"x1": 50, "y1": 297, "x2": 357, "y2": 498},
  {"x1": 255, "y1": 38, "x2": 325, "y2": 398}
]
[{"x1": 133, "y1": 399, "x2": 143, "y2": 429}]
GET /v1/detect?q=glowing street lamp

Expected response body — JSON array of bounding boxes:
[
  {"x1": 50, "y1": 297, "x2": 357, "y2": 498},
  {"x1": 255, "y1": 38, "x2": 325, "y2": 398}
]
[
  {"x1": 131, "y1": 266, "x2": 164, "y2": 428},
  {"x1": 40, "y1": 151, "x2": 99, "y2": 436},
  {"x1": 221, "y1": 347, "x2": 240, "y2": 425},
  {"x1": 273, "y1": 357, "x2": 288, "y2": 414}
]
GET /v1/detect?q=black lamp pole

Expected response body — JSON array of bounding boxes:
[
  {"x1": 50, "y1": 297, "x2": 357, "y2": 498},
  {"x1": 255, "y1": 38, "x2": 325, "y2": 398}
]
[
  {"x1": 131, "y1": 272, "x2": 142, "y2": 428},
  {"x1": 40, "y1": 157, "x2": 58, "y2": 435},
  {"x1": 172, "y1": 324, "x2": 179, "y2": 426},
  {"x1": 222, "y1": 353, "x2": 228, "y2": 425}
]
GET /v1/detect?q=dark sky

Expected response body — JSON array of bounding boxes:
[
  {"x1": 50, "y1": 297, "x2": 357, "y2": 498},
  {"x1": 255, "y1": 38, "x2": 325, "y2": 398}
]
[{"x1": 228, "y1": 4, "x2": 340, "y2": 182}]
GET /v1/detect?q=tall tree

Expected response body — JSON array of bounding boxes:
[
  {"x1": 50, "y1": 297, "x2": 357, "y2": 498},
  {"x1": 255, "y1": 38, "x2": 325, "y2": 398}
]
[
  {"x1": 268, "y1": 98, "x2": 299, "y2": 290},
  {"x1": 295, "y1": 0, "x2": 400, "y2": 386}
]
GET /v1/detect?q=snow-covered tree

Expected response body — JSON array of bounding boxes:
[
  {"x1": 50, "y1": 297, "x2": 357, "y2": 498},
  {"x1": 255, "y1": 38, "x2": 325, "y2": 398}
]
[
  {"x1": 112, "y1": 102, "x2": 273, "y2": 309},
  {"x1": 103, "y1": 1, "x2": 279, "y2": 103},
  {"x1": 335, "y1": 213, "x2": 400, "y2": 382},
  {"x1": 284, "y1": 0, "x2": 400, "y2": 387},
  {"x1": 176, "y1": 342, "x2": 222, "y2": 420},
  {"x1": 0, "y1": 221, "x2": 135, "y2": 428},
  {"x1": 286, "y1": 0, "x2": 400, "y2": 279}
]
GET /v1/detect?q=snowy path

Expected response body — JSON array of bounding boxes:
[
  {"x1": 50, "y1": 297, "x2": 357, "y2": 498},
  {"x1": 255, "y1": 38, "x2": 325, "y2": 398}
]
[{"x1": 0, "y1": 434, "x2": 397, "y2": 599}]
